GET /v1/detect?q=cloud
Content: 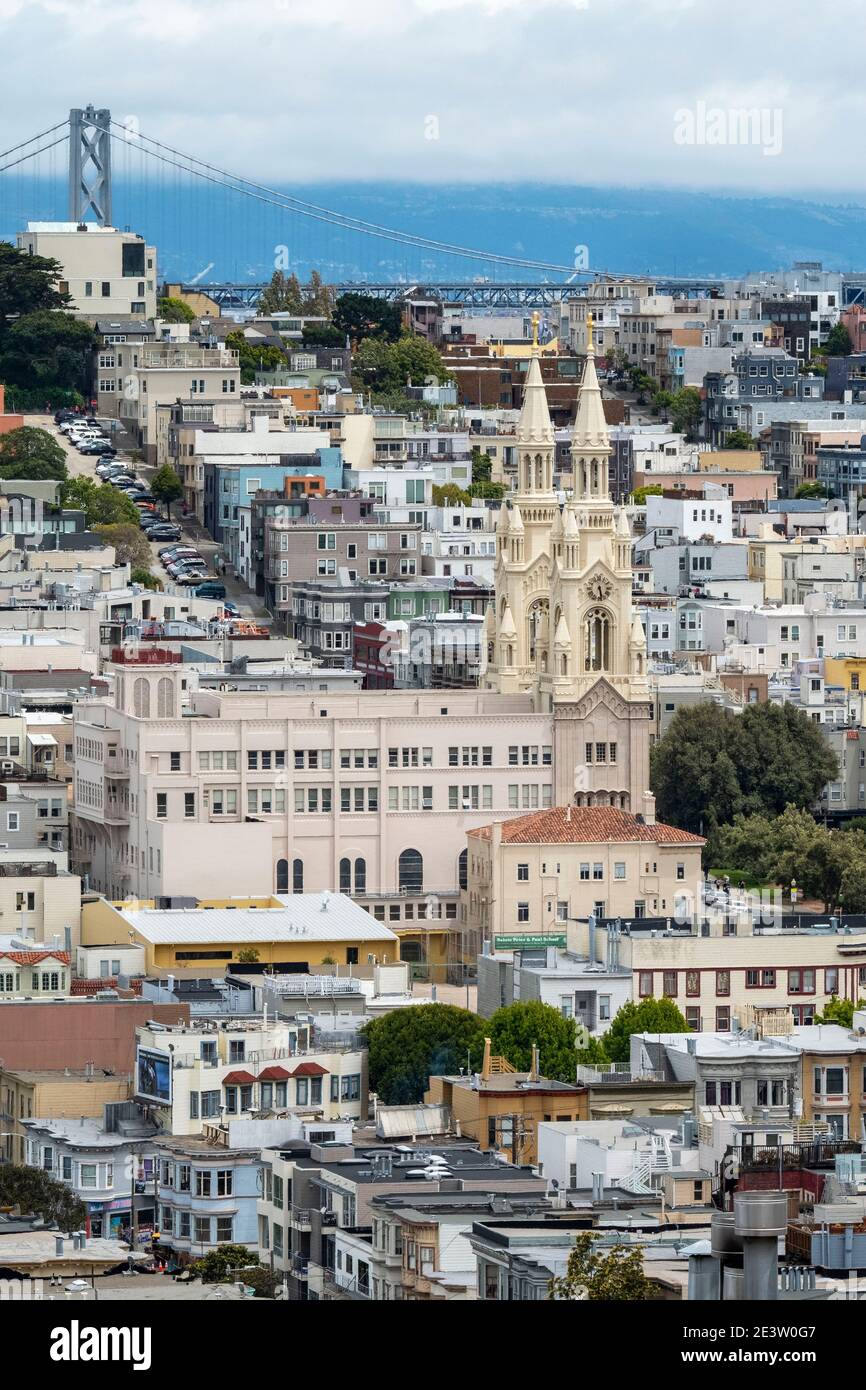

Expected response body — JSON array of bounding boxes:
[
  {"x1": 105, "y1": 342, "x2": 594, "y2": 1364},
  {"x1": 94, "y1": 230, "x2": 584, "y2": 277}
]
[{"x1": 0, "y1": 0, "x2": 863, "y2": 193}]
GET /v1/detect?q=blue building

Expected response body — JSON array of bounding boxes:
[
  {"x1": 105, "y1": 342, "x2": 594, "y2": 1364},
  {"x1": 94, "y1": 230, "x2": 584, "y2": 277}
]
[
  {"x1": 203, "y1": 448, "x2": 344, "y2": 562},
  {"x1": 153, "y1": 1133, "x2": 265, "y2": 1264}
]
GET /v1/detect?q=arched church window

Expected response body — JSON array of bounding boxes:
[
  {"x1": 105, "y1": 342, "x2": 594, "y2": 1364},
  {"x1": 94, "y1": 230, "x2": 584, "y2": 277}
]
[{"x1": 584, "y1": 608, "x2": 611, "y2": 672}]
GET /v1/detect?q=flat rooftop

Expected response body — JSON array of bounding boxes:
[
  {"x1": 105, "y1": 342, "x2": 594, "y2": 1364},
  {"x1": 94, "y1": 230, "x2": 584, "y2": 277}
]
[{"x1": 121, "y1": 892, "x2": 398, "y2": 945}]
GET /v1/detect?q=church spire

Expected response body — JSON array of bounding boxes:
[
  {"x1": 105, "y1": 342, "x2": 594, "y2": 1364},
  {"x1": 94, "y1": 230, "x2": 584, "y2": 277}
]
[{"x1": 573, "y1": 312, "x2": 610, "y2": 457}]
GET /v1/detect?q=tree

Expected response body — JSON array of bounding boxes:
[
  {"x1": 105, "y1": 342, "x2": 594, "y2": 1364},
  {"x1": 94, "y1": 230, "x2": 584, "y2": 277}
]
[
  {"x1": 151, "y1": 465, "x2": 183, "y2": 519},
  {"x1": 710, "y1": 805, "x2": 866, "y2": 913},
  {"x1": 630, "y1": 484, "x2": 663, "y2": 505},
  {"x1": 816, "y1": 995, "x2": 866, "y2": 1027},
  {"x1": 225, "y1": 329, "x2": 286, "y2": 384},
  {"x1": 651, "y1": 390, "x2": 674, "y2": 420},
  {"x1": 724, "y1": 429, "x2": 756, "y2": 450},
  {"x1": 0, "y1": 426, "x2": 67, "y2": 475},
  {"x1": 94, "y1": 523, "x2": 153, "y2": 569},
  {"x1": 157, "y1": 296, "x2": 195, "y2": 324},
  {"x1": 471, "y1": 446, "x2": 492, "y2": 483},
  {"x1": 575, "y1": 1033, "x2": 610, "y2": 1065},
  {"x1": 432, "y1": 483, "x2": 472, "y2": 506},
  {"x1": 258, "y1": 270, "x2": 305, "y2": 316},
  {"x1": 0, "y1": 458, "x2": 68, "y2": 482},
  {"x1": 301, "y1": 323, "x2": 344, "y2": 348},
  {"x1": 603, "y1": 998, "x2": 691, "y2": 1065},
  {"x1": 302, "y1": 270, "x2": 335, "y2": 319},
  {"x1": 468, "y1": 481, "x2": 505, "y2": 500},
  {"x1": 0, "y1": 1164, "x2": 85, "y2": 1231},
  {"x1": 650, "y1": 702, "x2": 838, "y2": 837},
  {"x1": 237, "y1": 947, "x2": 260, "y2": 964},
  {"x1": 352, "y1": 334, "x2": 450, "y2": 400},
  {"x1": 0, "y1": 311, "x2": 97, "y2": 394},
  {"x1": 548, "y1": 1231, "x2": 654, "y2": 1301},
  {"x1": 795, "y1": 481, "x2": 828, "y2": 499},
  {"x1": 0, "y1": 242, "x2": 71, "y2": 339},
  {"x1": 487, "y1": 1000, "x2": 578, "y2": 1083},
  {"x1": 131, "y1": 567, "x2": 162, "y2": 590},
  {"x1": 668, "y1": 387, "x2": 703, "y2": 438},
  {"x1": 333, "y1": 291, "x2": 402, "y2": 344},
  {"x1": 823, "y1": 322, "x2": 853, "y2": 357},
  {"x1": 361, "y1": 1003, "x2": 485, "y2": 1104},
  {"x1": 190, "y1": 1244, "x2": 258, "y2": 1282},
  {"x1": 60, "y1": 477, "x2": 141, "y2": 527}
]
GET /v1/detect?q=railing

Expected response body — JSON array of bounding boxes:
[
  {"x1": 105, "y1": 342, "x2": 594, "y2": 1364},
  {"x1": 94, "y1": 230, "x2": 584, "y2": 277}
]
[
  {"x1": 735, "y1": 1140, "x2": 860, "y2": 1171},
  {"x1": 575, "y1": 1063, "x2": 666, "y2": 1085}
]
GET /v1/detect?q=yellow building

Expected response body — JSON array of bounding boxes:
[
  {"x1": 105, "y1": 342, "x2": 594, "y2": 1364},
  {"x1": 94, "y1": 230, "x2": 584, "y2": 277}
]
[
  {"x1": 81, "y1": 891, "x2": 401, "y2": 977},
  {"x1": 824, "y1": 656, "x2": 866, "y2": 694},
  {"x1": 0, "y1": 1067, "x2": 130, "y2": 1165},
  {"x1": 424, "y1": 1040, "x2": 584, "y2": 1164}
]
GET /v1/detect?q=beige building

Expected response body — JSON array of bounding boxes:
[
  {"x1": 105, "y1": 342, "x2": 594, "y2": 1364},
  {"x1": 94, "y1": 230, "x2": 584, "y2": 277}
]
[
  {"x1": 16, "y1": 222, "x2": 157, "y2": 318},
  {"x1": 0, "y1": 948, "x2": 71, "y2": 1000},
  {"x1": 97, "y1": 341, "x2": 241, "y2": 462},
  {"x1": 0, "y1": 1065, "x2": 130, "y2": 1165},
  {"x1": 0, "y1": 854, "x2": 81, "y2": 944},
  {"x1": 464, "y1": 805, "x2": 704, "y2": 958},
  {"x1": 577, "y1": 918, "x2": 866, "y2": 1033}
]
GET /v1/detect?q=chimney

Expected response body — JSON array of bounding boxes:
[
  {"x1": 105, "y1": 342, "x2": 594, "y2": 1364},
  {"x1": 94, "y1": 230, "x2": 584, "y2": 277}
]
[
  {"x1": 481, "y1": 1037, "x2": 492, "y2": 1082},
  {"x1": 529, "y1": 1043, "x2": 540, "y2": 1082}
]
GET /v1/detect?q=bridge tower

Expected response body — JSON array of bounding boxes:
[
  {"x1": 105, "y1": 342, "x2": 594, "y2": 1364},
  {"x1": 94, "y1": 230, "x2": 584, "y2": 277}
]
[{"x1": 68, "y1": 106, "x2": 112, "y2": 226}]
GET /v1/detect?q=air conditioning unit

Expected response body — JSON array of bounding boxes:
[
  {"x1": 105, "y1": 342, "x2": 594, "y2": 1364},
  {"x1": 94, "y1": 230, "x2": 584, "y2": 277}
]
[{"x1": 0, "y1": 761, "x2": 13, "y2": 774}]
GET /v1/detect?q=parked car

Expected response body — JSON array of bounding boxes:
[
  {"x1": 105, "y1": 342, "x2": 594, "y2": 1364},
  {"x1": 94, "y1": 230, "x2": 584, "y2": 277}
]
[
  {"x1": 146, "y1": 526, "x2": 181, "y2": 541},
  {"x1": 159, "y1": 545, "x2": 201, "y2": 560},
  {"x1": 193, "y1": 581, "x2": 227, "y2": 600}
]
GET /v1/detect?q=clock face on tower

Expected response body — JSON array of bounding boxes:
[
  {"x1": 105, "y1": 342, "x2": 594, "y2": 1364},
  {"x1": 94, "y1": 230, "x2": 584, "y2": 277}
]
[{"x1": 586, "y1": 574, "x2": 612, "y2": 602}]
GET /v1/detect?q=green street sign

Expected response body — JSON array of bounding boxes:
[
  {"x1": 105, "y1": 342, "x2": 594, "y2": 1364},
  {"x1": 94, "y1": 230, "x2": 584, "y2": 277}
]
[{"x1": 494, "y1": 933, "x2": 567, "y2": 951}]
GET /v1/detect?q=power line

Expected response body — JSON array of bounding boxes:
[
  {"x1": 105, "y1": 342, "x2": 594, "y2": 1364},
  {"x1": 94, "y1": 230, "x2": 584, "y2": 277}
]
[{"x1": 98, "y1": 120, "x2": 575, "y2": 274}]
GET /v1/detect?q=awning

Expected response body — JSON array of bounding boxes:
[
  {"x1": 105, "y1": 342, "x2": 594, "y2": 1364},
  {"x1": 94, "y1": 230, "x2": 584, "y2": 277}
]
[
  {"x1": 222, "y1": 1070, "x2": 256, "y2": 1085},
  {"x1": 291, "y1": 1062, "x2": 329, "y2": 1077},
  {"x1": 258, "y1": 1066, "x2": 291, "y2": 1082},
  {"x1": 27, "y1": 733, "x2": 57, "y2": 747}
]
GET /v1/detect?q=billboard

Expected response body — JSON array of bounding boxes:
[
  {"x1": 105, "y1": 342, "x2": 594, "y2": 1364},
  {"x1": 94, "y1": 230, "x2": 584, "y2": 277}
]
[{"x1": 135, "y1": 1046, "x2": 172, "y2": 1105}]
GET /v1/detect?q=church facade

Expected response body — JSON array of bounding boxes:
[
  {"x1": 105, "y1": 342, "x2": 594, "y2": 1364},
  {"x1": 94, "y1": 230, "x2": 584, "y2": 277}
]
[{"x1": 485, "y1": 323, "x2": 655, "y2": 820}]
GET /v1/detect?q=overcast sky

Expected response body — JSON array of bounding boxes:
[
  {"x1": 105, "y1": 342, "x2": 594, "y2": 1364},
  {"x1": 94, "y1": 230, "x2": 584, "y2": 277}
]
[{"x1": 2, "y1": 0, "x2": 865, "y2": 196}]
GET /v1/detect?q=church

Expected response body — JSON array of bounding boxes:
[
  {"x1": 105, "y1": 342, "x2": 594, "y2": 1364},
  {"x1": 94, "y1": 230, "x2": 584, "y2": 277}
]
[{"x1": 485, "y1": 317, "x2": 655, "y2": 820}]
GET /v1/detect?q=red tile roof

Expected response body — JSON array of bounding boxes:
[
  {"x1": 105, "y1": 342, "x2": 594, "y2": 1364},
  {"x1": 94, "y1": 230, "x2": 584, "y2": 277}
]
[
  {"x1": 468, "y1": 806, "x2": 705, "y2": 847},
  {"x1": 290, "y1": 1062, "x2": 329, "y2": 1077},
  {"x1": 258, "y1": 1066, "x2": 292, "y2": 1081},
  {"x1": 222, "y1": 1070, "x2": 257, "y2": 1085},
  {"x1": 0, "y1": 950, "x2": 71, "y2": 966}
]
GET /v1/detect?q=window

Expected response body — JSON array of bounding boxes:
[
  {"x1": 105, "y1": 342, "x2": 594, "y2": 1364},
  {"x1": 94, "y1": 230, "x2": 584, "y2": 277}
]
[
  {"x1": 639, "y1": 971, "x2": 653, "y2": 997},
  {"x1": 747, "y1": 969, "x2": 776, "y2": 989},
  {"x1": 614, "y1": 862, "x2": 626, "y2": 880},
  {"x1": 825, "y1": 967, "x2": 839, "y2": 995},
  {"x1": 398, "y1": 849, "x2": 423, "y2": 892},
  {"x1": 788, "y1": 969, "x2": 815, "y2": 995},
  {"x1": 185, "y1": 792, "x2": 195, "y2": 818},
  {"x1": 156, "y1": 792, "x2": 167, "y2": 819},
  {"x1": 715, "y1": 1007, "x2": 731, "y2": 1031},
  {"x1": 517, "y1": 902, "x2": 530, "y2": 923},
  {"x1": 716, "y1": 970, "x2": 730, "y2": 997},
  {"x1": 517, "y1": 863, "x2": 529, "y2": 882},
  {"x1": 663, "y1": 970, "x2": 678, "y2": 997}
]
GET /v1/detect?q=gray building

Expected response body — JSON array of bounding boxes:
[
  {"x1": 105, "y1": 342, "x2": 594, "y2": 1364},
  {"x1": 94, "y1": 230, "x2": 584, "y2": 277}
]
[
  {"x1": 0, "y1": 764, "x2": 68, "y2": 854},
  {"x1": 703, "y1": 349, "x2": 806, "y2": 447},
  {"x1": 816, "y1": 438, "x2": 866, "y2": 497}
]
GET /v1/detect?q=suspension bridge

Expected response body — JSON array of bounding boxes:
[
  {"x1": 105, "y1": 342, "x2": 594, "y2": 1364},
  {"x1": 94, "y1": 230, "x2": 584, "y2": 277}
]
[{"x1": 6, "y1": 105, "x2": 864, "y2": 309}]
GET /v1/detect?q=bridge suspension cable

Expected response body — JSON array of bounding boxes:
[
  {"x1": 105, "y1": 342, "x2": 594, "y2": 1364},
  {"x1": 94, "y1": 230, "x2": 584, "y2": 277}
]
[
  {"x1": 0, "y1": 134, "x2": 69, "y2": 176},
  {"x1": 0, "y1": 122, "x2": 68, "y2": 164},
  {"x1": 97, "y1": 118, "x2": 577, "y2": 276}
]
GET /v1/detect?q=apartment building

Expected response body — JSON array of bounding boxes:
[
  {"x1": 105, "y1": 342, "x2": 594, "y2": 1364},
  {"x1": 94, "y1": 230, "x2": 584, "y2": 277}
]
[
  {"x1": 105, "y1": 342, "x2": 241, "y2": 462},
  {"x1": 0, "y1": 853, "x2": 80, "y2": 944},
  {"x1": 22, "y1": 1109, "x2": 156, "y2": 1237},
  {"x1": 267, "y1": 519, "x2": 422, "y2": 633},
  {"x1": 0, "y1": 947, "x2": 71, "y2": 1000},
  {"x1": 153, "y1": 1131, "x2": 263, "y2": 1262},
  {"x1": 71, "y1": 650, "x2": 562, "y2": 961},
  {"x1": 133, "y1": 1015, "x2": 367, "y2": 1138},
  {"x1": 16, "y1": 222, "x2": 157, "y2": 318},
  {"x1": 463, "y1": 806, "x2": 704, "y2": 962},
  {"x1": 582, "y1": 916, "x2": 866, "y2": 1031},
  {"x1": 1, "y1": 1065, "x2": 130, "y2": 1166},
  {"x1": 257, "y1": 1137, "x2": 547, "y2": 1301},
  {"x1": 785, "y1": 1025, "x2": 866, "y2": 1140}
]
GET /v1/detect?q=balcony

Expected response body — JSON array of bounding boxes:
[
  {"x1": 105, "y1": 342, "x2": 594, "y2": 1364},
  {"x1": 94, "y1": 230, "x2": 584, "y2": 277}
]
[
  {"x1": 735, "y1": 1139, "x2": 860, "y2": 1172},
  {"x1": 291, "y1": 1207, "x2": 311, "y2": 1230},
  {"x1": 576, "y1": 1063, "x2": 666, "y2": 1085}
]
